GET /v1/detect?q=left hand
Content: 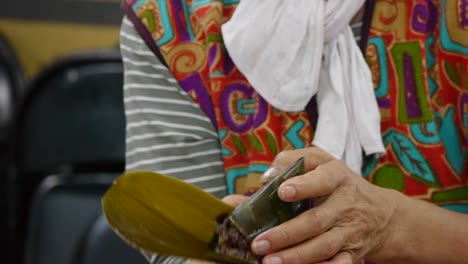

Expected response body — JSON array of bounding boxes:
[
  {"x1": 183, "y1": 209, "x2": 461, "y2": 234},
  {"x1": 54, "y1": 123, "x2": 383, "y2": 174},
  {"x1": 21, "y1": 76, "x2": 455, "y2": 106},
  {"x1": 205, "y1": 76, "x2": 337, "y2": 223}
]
[
  {"x1": 252, "y1": 147, "x2": 399, "y2": 264},
  {"x1": 222, "y1": 194, "x2": 249, "y2": 207}
]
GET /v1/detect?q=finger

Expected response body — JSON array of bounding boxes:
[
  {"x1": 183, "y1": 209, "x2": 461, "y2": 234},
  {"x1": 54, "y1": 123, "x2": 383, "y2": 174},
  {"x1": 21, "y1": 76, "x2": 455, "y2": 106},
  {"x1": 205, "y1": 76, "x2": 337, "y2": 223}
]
[
  {"x1": 222, "y1": 195, "x2": 248, "y2": 206},
  {"x1": 252, "y1": 185, "x2": 352, "y2": 255},
  {"x1": 261, "y1": 227, "x2": 346, "y2": 264},
  {"x1": 261, "y1": 147, "x2": 334, "y2": 183},
  {"x1": 189, "y1": 259, "x2": 217, "y2": 264},
  {"x1": 316, "y1": 252, "x2": 353, "y2": 264},
  {"x1": 261, "y1": 149, "x2": 311, "y2": 183},
  {"x1": 260, "y1": 167, "x2": 281, "y2": 184},
  {"x1": 328, "y1": 251, "x2": 353, "y2": 264},
  {"x1": 278, "y1": 160, "x2": 346, "y2": 202},
  {"x1": 271, "y1": 147, "x2": 334, "y2": 172}
]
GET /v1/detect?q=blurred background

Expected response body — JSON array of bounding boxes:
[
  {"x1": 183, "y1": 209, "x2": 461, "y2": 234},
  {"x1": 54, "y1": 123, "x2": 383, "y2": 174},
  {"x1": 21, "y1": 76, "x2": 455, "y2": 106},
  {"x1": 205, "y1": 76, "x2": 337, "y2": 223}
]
[
  {"x1": 0, "y1": 0, "x2": 121, "y2": 79},
  {"x1": 1, "y1": 1, "x2": 147, "y2": 263}
]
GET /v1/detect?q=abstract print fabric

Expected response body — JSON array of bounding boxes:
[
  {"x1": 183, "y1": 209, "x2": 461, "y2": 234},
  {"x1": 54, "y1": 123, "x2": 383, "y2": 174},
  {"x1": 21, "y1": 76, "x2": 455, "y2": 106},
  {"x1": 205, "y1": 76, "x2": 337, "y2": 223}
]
[{"x1": 364, "y1": 0, "x2": 468, "y2": 212}]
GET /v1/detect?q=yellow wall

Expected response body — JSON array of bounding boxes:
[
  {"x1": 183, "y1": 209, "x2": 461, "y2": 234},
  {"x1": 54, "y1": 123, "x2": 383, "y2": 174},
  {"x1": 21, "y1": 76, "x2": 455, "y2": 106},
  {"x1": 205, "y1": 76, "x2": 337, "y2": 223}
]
[{"x1": 0, "y1": 19, "x2": 120, "y2": 79}]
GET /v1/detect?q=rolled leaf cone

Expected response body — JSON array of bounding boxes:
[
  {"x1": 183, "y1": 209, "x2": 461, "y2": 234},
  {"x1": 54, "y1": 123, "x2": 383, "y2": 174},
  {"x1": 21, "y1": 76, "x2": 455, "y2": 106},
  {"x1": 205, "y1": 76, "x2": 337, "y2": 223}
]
[
  {"x1": 102, "y1": 171, "x2": 253, "y2": 264},
  {"x1": 229, "y1": 157, "x2": 309, "y2": 241}
]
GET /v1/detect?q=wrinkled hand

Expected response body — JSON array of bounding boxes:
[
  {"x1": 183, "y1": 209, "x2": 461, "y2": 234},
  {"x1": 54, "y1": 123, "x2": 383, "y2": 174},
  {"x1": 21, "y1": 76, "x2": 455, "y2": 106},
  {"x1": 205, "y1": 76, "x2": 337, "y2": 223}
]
[{"x1": 253, "y1": 147, "x2": 398, "y2": 264}]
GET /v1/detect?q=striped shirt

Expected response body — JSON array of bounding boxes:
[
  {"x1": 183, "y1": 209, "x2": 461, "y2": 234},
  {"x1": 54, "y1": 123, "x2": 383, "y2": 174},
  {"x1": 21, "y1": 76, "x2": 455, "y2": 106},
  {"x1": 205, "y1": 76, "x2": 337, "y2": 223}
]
[{"x1": 121, "y1": 16, "x2": 227, "y2": 198}]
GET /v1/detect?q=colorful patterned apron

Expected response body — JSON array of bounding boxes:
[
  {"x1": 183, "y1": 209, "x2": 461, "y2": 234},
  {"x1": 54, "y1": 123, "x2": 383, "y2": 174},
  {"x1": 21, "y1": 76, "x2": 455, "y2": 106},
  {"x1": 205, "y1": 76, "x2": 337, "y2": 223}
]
[
  {"x1": 122, "y1": 0, "x2": 468, "y2": 211},
  {"x1": 364, "y1": 0, "x2": 467, "y2": 211}
]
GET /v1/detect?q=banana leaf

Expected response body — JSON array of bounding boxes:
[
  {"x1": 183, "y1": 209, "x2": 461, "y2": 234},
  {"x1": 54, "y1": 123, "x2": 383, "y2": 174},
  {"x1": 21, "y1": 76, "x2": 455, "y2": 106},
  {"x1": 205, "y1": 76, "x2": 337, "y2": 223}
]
[{"x1": 102, "y1": 171, "x2": 251, "y2": 264}]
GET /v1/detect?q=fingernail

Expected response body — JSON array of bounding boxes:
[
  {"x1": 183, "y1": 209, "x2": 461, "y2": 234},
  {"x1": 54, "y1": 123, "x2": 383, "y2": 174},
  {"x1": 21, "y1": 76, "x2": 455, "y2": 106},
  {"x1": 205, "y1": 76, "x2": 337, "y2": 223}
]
[
  {"x1": 281, "y1": 186, "x2": 296, "y2": 199},
  {"x1": 252, "y1": 240, "x2": 270, "y2": 254},
  {"x1": 266, "y1": 256, "x2": 283, "y2": 264},
  {"x1": 260, "y1": 167, "x2": 280, "y2": 183}
]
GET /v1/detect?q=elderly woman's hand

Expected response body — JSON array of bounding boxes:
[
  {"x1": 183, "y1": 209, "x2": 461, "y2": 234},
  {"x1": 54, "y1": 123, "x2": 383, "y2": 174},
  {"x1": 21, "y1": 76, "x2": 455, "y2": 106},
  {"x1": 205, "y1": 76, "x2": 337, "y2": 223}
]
[{"x1": 253, "y1": 147, "x2": 399, "y2": 264}]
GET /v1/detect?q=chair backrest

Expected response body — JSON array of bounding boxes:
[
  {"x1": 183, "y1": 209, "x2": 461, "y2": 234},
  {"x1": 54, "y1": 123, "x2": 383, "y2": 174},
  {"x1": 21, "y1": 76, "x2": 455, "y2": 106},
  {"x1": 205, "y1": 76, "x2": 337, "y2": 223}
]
[
  {"x1": 77, "y1": 213, "x2": 148, "y2": 264},
  {"x1": 0, "y1": 34, "x2": 25, "y2": 264},
  {"x1": 0, "y1": 63, "x2": 15, "y2": 131},
  {"x1": 13, "y1": 51, "x2": 125, "y2": 175},
  {"x1": 0, "y1": 34, "x2": 24, "y2": 133},
  {"x1": 7, "y1": 51, "x2": 126, "y2": 264},
  {"x1": 25, "y1": 174, "x2": 118, "y2": 264}
]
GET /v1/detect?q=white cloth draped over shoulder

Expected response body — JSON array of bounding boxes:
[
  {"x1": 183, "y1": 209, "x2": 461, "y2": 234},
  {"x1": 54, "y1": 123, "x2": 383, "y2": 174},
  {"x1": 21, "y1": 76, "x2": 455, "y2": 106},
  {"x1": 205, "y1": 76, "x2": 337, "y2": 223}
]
[{"x1": 222, "y1": 0, "x2": 385, "y2": 173}]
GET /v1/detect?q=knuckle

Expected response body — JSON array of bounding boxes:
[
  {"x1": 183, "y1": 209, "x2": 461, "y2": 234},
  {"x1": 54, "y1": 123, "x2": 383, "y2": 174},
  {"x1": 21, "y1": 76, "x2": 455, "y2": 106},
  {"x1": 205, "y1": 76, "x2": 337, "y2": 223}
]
[
  {"x1": 343, "y1": 207, "x2": 360, "y2": 220},
  {"x1": 304, "y1": 209, "x2": 327, "y2": 233},
  {"x1": 328, "y1": 159, "x2": 342, "y2": 167},
  {"x1": 330, "y1": 160, "x2": 349, "y2": 177},
  {"x1": 341, "y1": 184, "x2": 359, "y2": 197},
  {"x1": 275, "y1": 150, "x2": 291, "y2": 162},
  {"x1": 274, "y1": 151, "x2": 294, "y2": 167},
  {"x1": 324, "y1": 171, "x2": 338, "y2": 191},
  {"x1": 310, "y1": 146, "x2": 333, "y2": 160},
  {"x1": 302, "y1": 215, "x2": 319, "y2": 235},
  {"x1": 315, "y1": 164, "x2": 340, "y2": 192},
  {"x1": 343, "y1": 231, "x2": 365, "y2": 252},
  {"x1": 349, "y1": 230, "x2": 364, "y2": 248},
  {"x1": 277, "y1": 229, "x2": 292, "y2": 244},
  {"x1": 286, "y1": 248, "x2": 307, "y2": 264},
  {"x1": 322, "y1": 239, "x2": 340, "y2": 256},
  {"x1": 339, "y1": 186, "x2": 364, "y2": 211}
]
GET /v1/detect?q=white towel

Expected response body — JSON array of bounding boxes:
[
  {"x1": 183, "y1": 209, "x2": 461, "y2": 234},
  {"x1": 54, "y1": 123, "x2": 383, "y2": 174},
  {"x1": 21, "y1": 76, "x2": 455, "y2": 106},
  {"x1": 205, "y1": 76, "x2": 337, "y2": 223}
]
[{"x1": 222, "y1": 0, "x2": 385, "y2": 173}]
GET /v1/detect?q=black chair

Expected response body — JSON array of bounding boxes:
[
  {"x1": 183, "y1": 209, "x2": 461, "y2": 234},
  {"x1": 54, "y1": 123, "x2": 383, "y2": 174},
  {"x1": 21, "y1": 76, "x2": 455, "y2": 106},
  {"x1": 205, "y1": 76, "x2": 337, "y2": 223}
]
[
  {"x1": 0, "y1": 34, "x2": 25, "y2": 263},
  {"x1": 0, "y1": 34, "x2": 25, "y2": 141},
  {"x1": 0, "y1": 34, "x2": 24, "y2": 124},
  {"x1": 24, "y1": 174, "x2": 118, "y2": 264},
  {"x1": 77, "y1": 213, "x2": 147, "y2": 264},
  {"x1": 6, "y1": 51, "x2": 127, "y2": 264},
  {"x1": 14, "y1": 51, "x2": 125, "y2": 174}
]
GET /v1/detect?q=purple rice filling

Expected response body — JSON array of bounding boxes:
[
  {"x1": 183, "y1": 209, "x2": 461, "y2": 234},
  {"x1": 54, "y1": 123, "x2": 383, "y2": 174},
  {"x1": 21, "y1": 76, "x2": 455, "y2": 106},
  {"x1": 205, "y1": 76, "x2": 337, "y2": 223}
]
[{"x1": 215, "y1": 217, "x2": 262, "y2": 264}]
